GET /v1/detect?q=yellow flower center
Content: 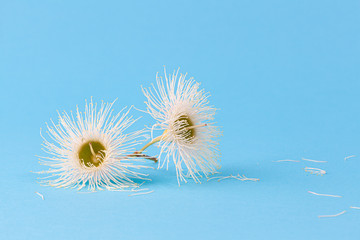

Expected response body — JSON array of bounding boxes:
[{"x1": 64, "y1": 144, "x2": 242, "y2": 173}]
[
  {"x1": 78, "y1": 141, "x2": 106, "y2": 167},
  {"x1": 175, "y1": 115, "x2": 195, "y2": 139}
]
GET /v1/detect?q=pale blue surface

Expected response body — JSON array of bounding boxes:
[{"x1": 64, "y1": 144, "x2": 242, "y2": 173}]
[{"x1": 1, "y1": 1, "x2": 360, "y2": 239}]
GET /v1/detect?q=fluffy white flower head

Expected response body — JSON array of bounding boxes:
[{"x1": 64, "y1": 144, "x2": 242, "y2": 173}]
[
  {"x1": 38, "y1": 99, "x2": 149, "y2": 191},
  {"x1": 142, "y1": 69, "x2": 221, "y2": 184}
]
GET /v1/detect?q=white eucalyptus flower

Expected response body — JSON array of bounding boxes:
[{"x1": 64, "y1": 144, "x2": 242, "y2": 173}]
[
  {"x1": 38, "y1": 100, "x2": 153, "y2": 191},
  {"x1": 137, "y1": 69, "x2": 221, "y2": 184}
]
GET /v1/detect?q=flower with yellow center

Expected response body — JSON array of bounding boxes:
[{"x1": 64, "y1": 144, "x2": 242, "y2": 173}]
[
  {"x1": 38, "y1": 100, "x2": 154, "y2": 191},
  {"x1": 137, "y1": 69, "x2": 221, "y2": 184}
]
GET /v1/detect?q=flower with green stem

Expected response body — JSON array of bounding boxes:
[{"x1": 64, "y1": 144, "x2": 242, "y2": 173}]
[
  {"x1": 37, "y1": 99, "x2": 156, "y2": 192},
  {"x1": 136, "y1": 69, "x2": 221, "y2": 184}
]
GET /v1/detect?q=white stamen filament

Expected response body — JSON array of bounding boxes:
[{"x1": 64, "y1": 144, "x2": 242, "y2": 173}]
[
  {"x1": 350, "y1": 206, "x2": 360, "y2": 209},
  {"x1": 273, "y1": 159, "x2": 300, "y2": 162},
  {"x1": 305, "y1": 167, "x2": 326, "y2": 176},
  {"x1": 185, "y1": 123, "x2": 208, "y2": 130},
  {"x1": 344, "y1": 155, "x2": 356, "y2": 161},
  {"x1": 35, "y1": 192, "x2": 44, "y2": 200},
  {"x1": 308, "y1": 191, "x2": 342, "y2": 198},
  {"x1": 318, "y1": 210, "x2": 346, "y2": 218},
  {"x1": 128, "y1": 190, "x2": 154, "y2": 197},
  {"x1": 207, "y1": 174, "x2": 259, "y2": 182},
  {"x1": 302, "y1": 158, "x2": 327, "y2": 163}
]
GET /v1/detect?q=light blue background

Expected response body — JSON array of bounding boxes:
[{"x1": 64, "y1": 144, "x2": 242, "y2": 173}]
[{"x1": 1, "y1": 1, "x2": 360, "y2": 239}]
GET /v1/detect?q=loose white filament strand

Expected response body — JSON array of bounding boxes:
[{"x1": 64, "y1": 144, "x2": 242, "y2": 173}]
[
  {"x1": 318, "y1": 211, "x2": 346, "y2": 218},
  {"x1": 308, "y1": 191, "x2": 342, "y2": 198}
]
